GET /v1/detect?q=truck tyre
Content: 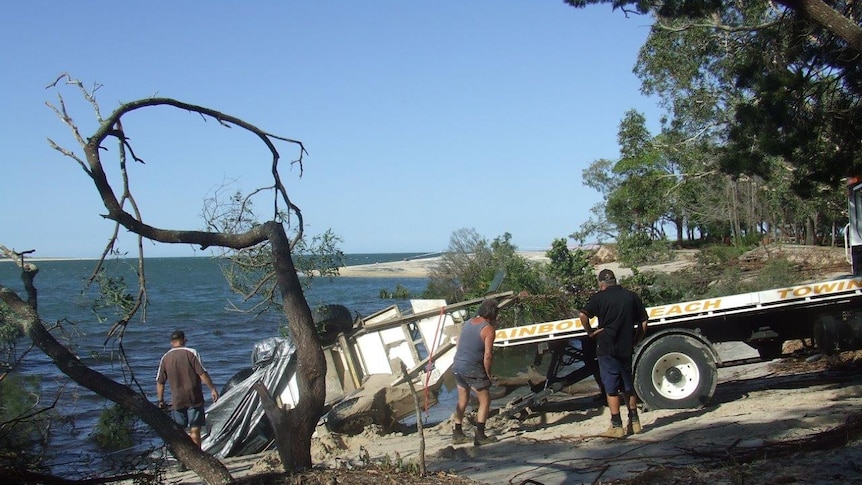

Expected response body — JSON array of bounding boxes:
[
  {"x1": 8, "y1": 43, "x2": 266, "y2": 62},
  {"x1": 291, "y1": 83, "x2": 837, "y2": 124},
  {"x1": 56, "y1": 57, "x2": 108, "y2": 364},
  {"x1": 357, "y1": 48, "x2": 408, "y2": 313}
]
[
  {"x1": 314, "y1": 304, "x2": 354, "y2": 344},
  {"x1": 634, "y1": 334, "x2": 717, "y2": 410}
]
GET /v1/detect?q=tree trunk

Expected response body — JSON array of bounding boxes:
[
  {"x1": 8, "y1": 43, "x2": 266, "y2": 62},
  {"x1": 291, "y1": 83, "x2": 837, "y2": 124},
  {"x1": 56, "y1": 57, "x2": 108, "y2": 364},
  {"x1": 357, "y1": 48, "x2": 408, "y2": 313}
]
[
  {"x1": 805, "y1": 216, "x2": 816, "y2": 245},
  {"x1": 265, "y1": 221, "x2": 326, "y2": 470},
  {"x1": 778, "y1": 0, "x2": 862, "y2": 54},
  {"x1": 0, "y1": 270, "x2": 234, "y2": 485}
]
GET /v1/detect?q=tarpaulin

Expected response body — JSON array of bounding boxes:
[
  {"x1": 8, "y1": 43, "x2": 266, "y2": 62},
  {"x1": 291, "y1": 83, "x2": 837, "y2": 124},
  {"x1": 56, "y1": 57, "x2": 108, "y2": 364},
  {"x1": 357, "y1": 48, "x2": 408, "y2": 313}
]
[{"x1": 201, "y1": 336, "x2": 296, "y2": 458}]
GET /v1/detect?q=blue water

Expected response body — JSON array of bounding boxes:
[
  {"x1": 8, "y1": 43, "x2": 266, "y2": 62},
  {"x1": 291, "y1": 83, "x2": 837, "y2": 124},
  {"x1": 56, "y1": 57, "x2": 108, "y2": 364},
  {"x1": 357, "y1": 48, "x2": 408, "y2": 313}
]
[
  {"x1": 0, "y1": 255, "x2": 434, "y2": 474},
  {"x1": 0, "y1": 254, "x2": 538, "y2": 477}
]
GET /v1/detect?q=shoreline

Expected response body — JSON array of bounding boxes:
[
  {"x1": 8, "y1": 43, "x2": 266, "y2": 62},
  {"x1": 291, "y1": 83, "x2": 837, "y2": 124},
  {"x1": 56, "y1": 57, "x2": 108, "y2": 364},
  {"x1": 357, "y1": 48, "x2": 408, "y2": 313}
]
[{"x1": 337, "y1": 251, "x2": 552, "y2": 278}]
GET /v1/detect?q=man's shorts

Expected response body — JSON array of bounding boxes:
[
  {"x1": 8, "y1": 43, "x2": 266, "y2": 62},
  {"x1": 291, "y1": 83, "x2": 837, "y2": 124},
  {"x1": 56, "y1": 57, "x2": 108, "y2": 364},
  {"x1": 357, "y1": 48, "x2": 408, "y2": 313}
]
[
  {"x1": 598, "y1": 355, "x2": 634, "y2": 396},
  {"x1": 454, "y1": 370, "x2": 491, "y2": 391},
  {"x1": 172, "y1": 406, "x2": 206, "y2": 429}
]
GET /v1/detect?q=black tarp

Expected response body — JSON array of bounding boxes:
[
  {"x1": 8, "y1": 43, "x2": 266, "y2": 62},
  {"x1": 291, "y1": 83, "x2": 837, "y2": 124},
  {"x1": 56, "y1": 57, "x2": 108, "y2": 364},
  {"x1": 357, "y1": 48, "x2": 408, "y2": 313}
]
[{"x1": 201, "y1": 336, "x2": 296, "y2": 458}]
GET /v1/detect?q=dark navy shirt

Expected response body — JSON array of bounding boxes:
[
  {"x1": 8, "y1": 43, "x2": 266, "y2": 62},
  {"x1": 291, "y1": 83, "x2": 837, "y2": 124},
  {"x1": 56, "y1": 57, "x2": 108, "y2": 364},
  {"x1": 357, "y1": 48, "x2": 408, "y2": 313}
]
[{"x1": 582, "y1": 285, "x2": 648, "y2": 358}]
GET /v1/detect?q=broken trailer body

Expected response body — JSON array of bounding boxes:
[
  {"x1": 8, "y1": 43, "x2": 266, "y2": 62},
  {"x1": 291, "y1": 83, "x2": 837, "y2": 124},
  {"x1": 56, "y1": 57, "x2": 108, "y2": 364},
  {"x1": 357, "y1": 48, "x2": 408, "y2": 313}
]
[{"x1": 201, "y1": 292, "x2": 515, "y2": 458}]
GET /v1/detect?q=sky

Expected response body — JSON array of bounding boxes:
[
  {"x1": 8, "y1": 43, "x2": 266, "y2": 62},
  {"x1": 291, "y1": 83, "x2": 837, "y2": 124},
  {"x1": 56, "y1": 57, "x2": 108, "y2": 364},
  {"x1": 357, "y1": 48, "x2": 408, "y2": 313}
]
[{"x1": 0, "y1": 2, "x2": 661, "y2": 259}]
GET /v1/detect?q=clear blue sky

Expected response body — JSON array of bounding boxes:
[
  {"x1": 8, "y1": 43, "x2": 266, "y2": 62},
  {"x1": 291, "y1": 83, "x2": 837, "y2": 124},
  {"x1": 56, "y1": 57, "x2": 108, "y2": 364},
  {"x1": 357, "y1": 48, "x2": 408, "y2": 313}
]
[{"x1": 1, "y1": 2, "x2": 659, "y2": 258}]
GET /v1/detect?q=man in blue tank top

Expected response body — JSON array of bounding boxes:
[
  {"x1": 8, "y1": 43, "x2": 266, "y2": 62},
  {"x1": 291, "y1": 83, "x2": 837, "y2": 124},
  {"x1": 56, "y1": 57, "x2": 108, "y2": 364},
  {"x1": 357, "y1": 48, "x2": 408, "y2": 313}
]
[
  {"x1": 452, "y1": 298, "x2": 499, "y2": 446},
  {"x1": 579, "y1": 269, "x2": 649, "y2": 438}
]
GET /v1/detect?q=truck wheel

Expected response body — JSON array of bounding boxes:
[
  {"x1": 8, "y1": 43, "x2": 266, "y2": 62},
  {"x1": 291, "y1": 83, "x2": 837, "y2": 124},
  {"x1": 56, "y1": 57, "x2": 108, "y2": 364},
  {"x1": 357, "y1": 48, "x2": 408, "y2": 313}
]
[
  {"x1": 635, "y1": 334, "x2": 717, "y2": 409},
  {"x1": 314, "y1": 304, "x2": 354, "y2": 345}
]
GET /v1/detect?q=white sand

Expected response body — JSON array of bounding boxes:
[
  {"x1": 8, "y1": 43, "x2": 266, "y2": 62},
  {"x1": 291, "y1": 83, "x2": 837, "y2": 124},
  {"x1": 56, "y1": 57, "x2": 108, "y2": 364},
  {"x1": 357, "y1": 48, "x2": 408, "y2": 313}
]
[{"x1": 167, "y1": 354, "x2": 862, "y2": 485}]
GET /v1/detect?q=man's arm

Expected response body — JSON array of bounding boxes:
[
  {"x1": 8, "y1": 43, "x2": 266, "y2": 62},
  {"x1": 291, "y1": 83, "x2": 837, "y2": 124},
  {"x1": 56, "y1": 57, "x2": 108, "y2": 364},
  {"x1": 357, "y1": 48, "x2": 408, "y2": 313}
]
[
  {"x1": 579, "y1": 311, "x2": 603, "y2": 337},
  {"x1": 635, "y1": 320, "x2": 648, "y2": 344},
  {"x1": 156, "y1": 382, "x2": 166, "y2": 408},
  {"x1": 200, "y1": 371, "x2": 219, "y2": 403},
  {"x1": 481, "y1": 325, "x2": 495, "y2": 378}
]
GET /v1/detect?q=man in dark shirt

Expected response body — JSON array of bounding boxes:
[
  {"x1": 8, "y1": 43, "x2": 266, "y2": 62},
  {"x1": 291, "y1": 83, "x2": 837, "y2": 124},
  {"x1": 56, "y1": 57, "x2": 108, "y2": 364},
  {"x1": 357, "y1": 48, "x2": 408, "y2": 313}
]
[
  {"x1": 579, "y1": 269, "x2": 648, "y2": 438},
  {"x1": 156, "y1": 330, "x2": 219, "y2": 447}
]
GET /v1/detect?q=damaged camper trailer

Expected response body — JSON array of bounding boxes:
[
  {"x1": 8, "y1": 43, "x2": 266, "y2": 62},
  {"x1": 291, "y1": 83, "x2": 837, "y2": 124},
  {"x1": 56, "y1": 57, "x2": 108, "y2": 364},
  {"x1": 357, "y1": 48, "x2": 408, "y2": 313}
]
[{"x1": 201, "y1": 291, "x2": 517, "y2": 458}]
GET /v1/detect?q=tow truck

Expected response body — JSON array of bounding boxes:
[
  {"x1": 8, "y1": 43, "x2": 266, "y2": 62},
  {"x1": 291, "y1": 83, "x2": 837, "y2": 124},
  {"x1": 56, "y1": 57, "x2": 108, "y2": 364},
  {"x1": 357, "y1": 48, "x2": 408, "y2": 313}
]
[{"x1": 498, "y1": 176, "x2": 862, "y2": 417}]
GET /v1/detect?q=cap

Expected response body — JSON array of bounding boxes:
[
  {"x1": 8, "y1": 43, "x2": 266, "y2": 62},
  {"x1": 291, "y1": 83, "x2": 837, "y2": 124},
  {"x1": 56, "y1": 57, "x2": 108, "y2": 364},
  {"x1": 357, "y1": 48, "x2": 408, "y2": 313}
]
[
  {"x1": 598, "y1": 269, "x2": 616, "y2": 283},
  {"x1": 170, "y1": 330, "x2": 186, "y2": 341}
]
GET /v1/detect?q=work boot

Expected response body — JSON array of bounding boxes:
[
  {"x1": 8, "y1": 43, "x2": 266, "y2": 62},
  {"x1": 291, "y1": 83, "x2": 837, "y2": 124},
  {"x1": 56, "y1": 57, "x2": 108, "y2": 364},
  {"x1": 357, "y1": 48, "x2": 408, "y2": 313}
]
[
  {"x1": 627, "y1": 417, "x2": 642, "y2": 435},
  {"x1": 452, "y1": 429, "x2": 470, "y2": 445},
  {"x1": 473, "y1": 434, "x2": 498, "y2": 446},
  {"x1": 599, "y1": 425, "x2": 626, "y2": 438}
]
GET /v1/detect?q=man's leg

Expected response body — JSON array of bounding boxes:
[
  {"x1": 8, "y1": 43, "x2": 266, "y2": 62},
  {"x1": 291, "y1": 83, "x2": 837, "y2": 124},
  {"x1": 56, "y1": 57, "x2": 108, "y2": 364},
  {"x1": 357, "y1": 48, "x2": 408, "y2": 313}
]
[
  {"x1": 605, "y1": 391, "x2": 621, "y2": 414},
  {"x1": 187, "y1": 406, "x2": 207, "y2": 447},
  {"x1": 620, "y1": 362, "x2": 642, "y2": 434},
  {"x1": 189, "y1": 426, "x2": 202, "y2": 447},
  {"x1": 598, "y1": 356, "x2": 626, "y2": 438},
  {"x1": 455, "y1": 384, "x2": 469, "y2": 424},
  {"x1": 473, "y1": 387, "x2": 497, "y2": 445},
  {"x1": 452, "y1": 383, "x2": 470, "y2": 444}
]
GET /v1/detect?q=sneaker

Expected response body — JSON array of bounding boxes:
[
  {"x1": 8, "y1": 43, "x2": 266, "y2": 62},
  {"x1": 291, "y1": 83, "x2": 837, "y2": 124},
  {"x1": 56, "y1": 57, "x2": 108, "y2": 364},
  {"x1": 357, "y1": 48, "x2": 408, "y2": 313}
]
[
  {"x1": 628, "y1": 418, "x2": 642, "y2": 435},
  {"x1": 473, "y1": 434, "x2": 498, "y2": 446},
  {"x1": 599, "y1": 425, "x2": 626, "y2": 438},
  {"x1": 452, "y1": 430, "x2": 470, "y2": 445}
]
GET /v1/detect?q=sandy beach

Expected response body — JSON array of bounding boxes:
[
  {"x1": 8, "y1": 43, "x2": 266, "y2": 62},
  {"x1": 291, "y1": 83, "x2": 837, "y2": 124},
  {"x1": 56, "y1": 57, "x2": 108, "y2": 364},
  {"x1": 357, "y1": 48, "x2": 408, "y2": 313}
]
[
  {"x1": 337, "y1": 251, "x2": 553, "y2": 278},
  {"x1": 163, "y1": 349, "x2": 862, "y2": 485}
]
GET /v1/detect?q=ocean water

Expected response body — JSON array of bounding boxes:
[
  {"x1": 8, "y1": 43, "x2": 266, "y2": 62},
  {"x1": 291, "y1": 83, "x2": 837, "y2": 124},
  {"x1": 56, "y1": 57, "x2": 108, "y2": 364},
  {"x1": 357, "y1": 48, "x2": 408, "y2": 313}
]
[
  {"x1": 0, "y1": 254, "x2": 540, "y2": 477},
  {"x1": 0, "y1": 255, "x2": 431, "y2": 471}
]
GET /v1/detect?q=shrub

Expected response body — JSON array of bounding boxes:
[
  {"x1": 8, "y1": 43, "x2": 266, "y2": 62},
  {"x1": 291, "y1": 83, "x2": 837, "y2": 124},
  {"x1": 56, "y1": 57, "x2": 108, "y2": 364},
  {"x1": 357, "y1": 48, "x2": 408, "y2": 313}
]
[
  {"x1": 0, "y1": 373, "x2": 47, "y2": 467},
  {"x1": 616, "y1": 232, "x2": 672, "y2": 267},
  {"x1": 93, "y1": 403, "x2": 137, "y2": 451}
]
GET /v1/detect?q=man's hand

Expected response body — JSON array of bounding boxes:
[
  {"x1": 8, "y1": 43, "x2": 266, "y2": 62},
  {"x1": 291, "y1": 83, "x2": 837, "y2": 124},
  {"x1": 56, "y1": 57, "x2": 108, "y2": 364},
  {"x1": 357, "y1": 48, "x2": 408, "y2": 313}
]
[{"x1": 211, "y1": 389, "x2": 219, "y2": 403}]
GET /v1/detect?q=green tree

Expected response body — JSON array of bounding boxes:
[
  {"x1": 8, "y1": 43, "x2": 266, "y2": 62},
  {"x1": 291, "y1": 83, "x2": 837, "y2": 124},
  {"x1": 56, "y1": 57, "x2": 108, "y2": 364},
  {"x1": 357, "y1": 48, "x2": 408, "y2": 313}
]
[
  {"x1": 426, "y1": 231, "x2": 591, "y2": 327},
  {"x1": 567, "y1": 0, "x2": 862, "y2": 189}
]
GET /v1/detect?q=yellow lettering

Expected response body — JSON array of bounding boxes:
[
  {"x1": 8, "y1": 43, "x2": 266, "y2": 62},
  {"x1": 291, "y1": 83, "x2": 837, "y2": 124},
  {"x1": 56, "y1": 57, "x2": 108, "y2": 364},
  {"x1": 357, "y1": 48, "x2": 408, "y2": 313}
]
[
  {"x1": 649, "y1": 307, "x2": 666, "y2": 318},
  {"x1": 538, "y1": 324, "x2": 554, "y2": 334},
  {"x1": 702, "y1": 299, "x2": 721, "y2": 310},
  {"x1": 793, "y1": 287, "x2": 811, "y2": 297},
  {"x1": 556, "y1": 320, "x2": 574, "y2": 332},
  {"x1": 811, "y1": 282, "x2": 838, "y2": 294},
  {"x1": 517, "y1": 326, "x2": 537, "y2": 337},
  {"x1": 666, "y1": 305, "x2": 683, "y2": 315}
]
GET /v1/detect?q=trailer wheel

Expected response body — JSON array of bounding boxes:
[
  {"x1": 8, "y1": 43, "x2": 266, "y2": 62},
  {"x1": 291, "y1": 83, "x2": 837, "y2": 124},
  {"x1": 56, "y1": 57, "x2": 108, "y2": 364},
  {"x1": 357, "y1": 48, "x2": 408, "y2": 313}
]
[
  {"x1": 635, "y1": 334, "x2": 717, "y2": 409},
  {"x1": 314, "y1": 304, "x2": 355, "y2": 345}
]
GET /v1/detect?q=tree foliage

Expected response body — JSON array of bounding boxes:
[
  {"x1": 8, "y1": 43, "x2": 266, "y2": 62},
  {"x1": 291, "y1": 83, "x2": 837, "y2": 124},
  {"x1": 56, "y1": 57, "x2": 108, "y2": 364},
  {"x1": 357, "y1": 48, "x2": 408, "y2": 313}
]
[
  {"x1": 425, "y1": 232, "x2": 596, "y2": 326},
  {"x1": 572, "y1": 0, "x2": 852, "y2": 255},
  {"x1": 567, "y1": 0, "x2": 862, "y2": 188},
  {"x1": 0, "y1": 373, "x2": 48, "y2": 473}
]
